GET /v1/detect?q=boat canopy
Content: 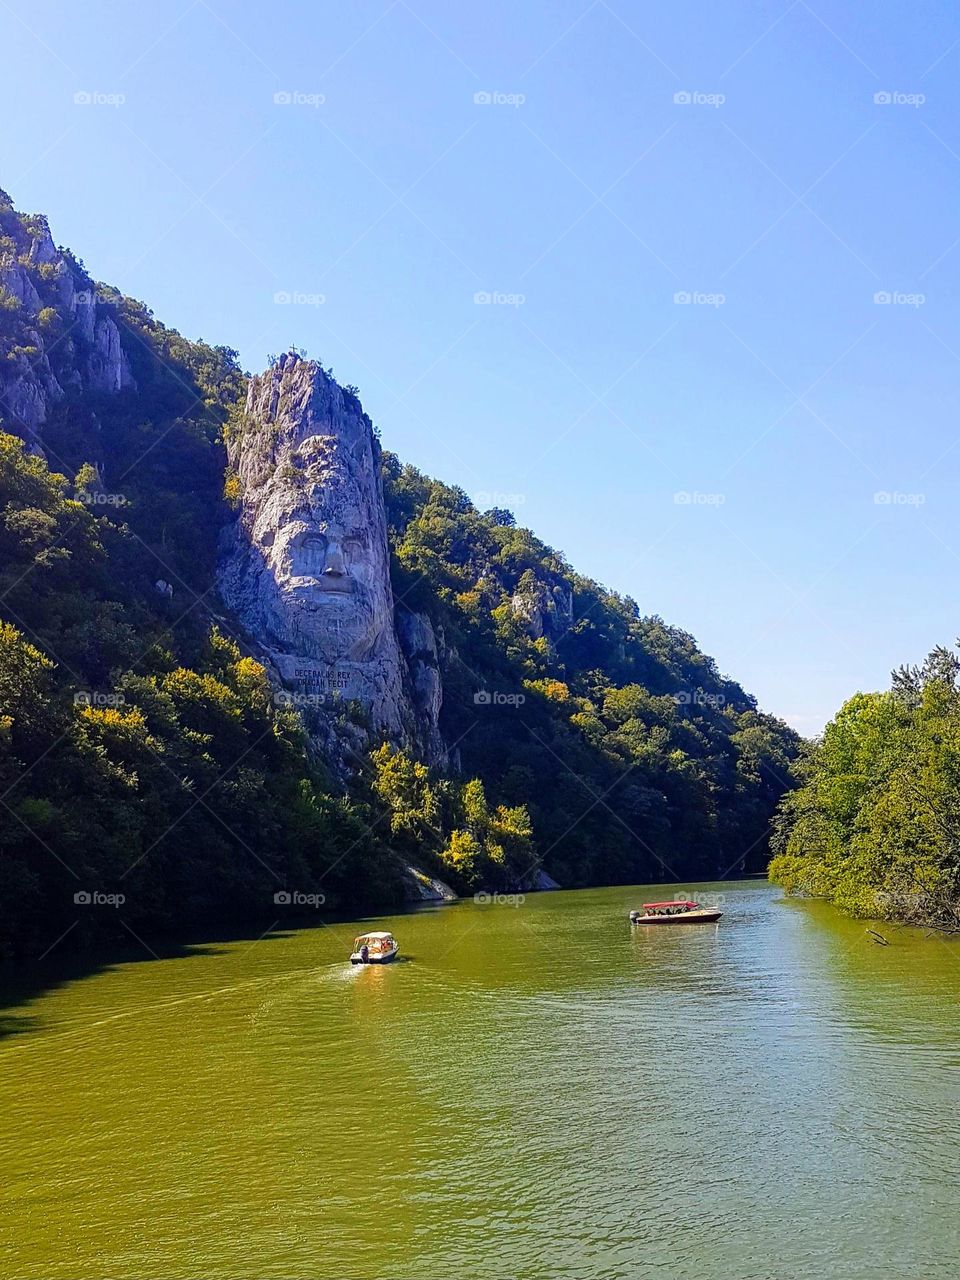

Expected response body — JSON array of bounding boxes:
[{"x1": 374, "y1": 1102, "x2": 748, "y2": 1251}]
[
  {"x1": 642, "y1": 900, "x2": 697, "y2": 910},
  {"x1": 354, "y1": 931, "x2": 395, "y2": 944}
]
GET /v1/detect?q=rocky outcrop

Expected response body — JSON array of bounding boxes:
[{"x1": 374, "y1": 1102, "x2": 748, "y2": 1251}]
[
  {"x1": 511, "y1": 575, "x2": 574, "y2": 645},
  {"x1": 219, "y1": 354, "x2": 444, "y2": 758},
  {"x1": 0, "y1": 196, "x2": 134, "y2": 448},
  {"x1": 401, "y1": 865, "x2": 458, "y2": 902},
  {"x1": 396, "y1": 606, "x2": 447, "y2": 763}
]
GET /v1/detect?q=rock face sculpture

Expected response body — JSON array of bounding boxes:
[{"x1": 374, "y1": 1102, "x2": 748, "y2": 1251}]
[{"x1": 219, "y1": 353, "x2": 413, "y2": 740}]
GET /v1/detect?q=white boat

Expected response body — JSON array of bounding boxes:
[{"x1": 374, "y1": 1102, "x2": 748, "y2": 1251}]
[
  {"x1": 629, "y1": 899, "x2": 722, "y2": 925},
  {"x1": 350, "y1": 931, "x2": 399, "y2": 964}
]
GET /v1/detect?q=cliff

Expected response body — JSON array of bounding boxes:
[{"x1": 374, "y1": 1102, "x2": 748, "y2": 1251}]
[
  {"x1": 219, "y1": 352, "x2": 447, "y2": 766},
  {"x1": 0, "y1": 189, "x2": 134, "y2": 446},
  {"x1": 0, "y1": 189, "x2": 802, "y2": 956}
]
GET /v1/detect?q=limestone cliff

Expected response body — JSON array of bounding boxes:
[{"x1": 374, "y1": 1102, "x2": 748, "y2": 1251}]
[
  {"x1": 510, "y1": 574, "x2": 574, "y2": 646},
  {"x1": 0, "y1": 193, "x2": 134, "y2": 447},
  {"x1": 219, "y1": 353, "x2": 444, "y2": 763}
]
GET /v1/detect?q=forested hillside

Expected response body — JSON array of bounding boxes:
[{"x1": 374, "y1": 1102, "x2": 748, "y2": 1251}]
[
  {"x1": 0, "y1": 191, "x2": 800, "y2": 956},
  {"x1": 381, "y1": 461, "x2": 799, "y2": 888},
  {"x1": 769, "y1": 647, "x2": 960, "y2": 929}
]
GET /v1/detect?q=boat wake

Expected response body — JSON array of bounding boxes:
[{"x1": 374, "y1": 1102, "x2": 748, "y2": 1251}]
[{"x1": 249, "y1": 962, "x2": 361, "y2": 1027}]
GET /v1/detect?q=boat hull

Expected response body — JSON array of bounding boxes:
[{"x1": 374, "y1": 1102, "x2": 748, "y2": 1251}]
[
  {"x1": 350, "y1": 947, "x2": 399, "y2": 964},
  {"x1": 632, "y1": 911, "x2": 722, "y2": 925}
]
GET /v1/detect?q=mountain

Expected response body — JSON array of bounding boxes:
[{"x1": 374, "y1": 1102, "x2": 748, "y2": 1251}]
[{"x1": 0, "y1": 190, "x2": 800, "y2": 957}]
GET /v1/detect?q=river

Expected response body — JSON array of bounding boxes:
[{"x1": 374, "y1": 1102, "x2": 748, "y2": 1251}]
[{"x1": 1, "y1": 881, "x2": 959, "y2": 1279}]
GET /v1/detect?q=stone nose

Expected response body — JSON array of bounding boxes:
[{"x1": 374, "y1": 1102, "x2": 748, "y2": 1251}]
[{"x1": 323, "y1": 538, "x2": 346, "y2": 575}]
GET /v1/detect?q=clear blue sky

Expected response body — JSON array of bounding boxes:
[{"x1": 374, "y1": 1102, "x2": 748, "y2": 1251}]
[{"x1": 3, "y1": 0, "x2": 960, "y2": 733}]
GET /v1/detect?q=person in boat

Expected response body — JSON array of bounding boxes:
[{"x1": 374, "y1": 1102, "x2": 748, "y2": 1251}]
[{"x1": 360, "y1": 943, "x2": 369, "y2": 962}]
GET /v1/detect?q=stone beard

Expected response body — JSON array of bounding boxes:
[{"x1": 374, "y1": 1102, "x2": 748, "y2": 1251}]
[{"x1": 220, "y1": 356, "x2": 408, "y2": 735}]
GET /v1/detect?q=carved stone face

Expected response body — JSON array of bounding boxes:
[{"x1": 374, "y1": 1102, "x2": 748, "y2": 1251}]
[
  {"x1": 229, "y1": 377, "x2": 395, "y2": 661},
  {"x1": 258, "y1": 501, "x2": 386, "y2": 663},
  {"x1": 220, "y1": 355, "x2": 408, "y2": 733},
  {"x1": 287, "y1": 525, "x2": 362, "y2": 594}
]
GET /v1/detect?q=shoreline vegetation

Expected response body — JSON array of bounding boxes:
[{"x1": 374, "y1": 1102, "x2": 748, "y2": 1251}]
[{"x1": 769, "y1": 645, "x2": 960, "y2": 933}]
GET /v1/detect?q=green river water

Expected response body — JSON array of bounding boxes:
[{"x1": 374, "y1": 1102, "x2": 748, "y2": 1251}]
[{"x1": 1, "y1": 880, "x2": 959, "y2": 1280}]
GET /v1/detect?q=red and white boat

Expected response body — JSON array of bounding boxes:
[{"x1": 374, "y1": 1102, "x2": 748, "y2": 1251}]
[{"x1": 629, "y1": 900, "x2": 722, "y2": 925}]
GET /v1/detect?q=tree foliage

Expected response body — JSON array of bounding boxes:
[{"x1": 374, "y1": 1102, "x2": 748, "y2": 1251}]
[
  {"x1": 769, "y1": 647, "x2": 960, "y2": 927},
  {"x1": 382, "y1": 456, "x2": 800, "y2": 889}
]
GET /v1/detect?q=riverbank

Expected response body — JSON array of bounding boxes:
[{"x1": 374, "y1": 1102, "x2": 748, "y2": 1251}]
[{"x1": 769, "y1": 855, "x2": 960, "y2": 933}]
